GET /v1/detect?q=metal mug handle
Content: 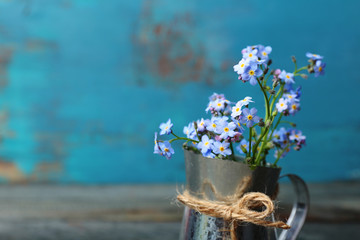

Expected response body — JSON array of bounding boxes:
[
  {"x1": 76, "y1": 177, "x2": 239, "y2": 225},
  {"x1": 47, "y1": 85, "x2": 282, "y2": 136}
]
[{"x1": 276, "y1": 174, "x2": 310, "y2": 240}]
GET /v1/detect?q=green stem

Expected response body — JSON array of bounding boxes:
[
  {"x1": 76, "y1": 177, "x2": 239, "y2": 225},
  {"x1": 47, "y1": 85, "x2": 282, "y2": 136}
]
[
  {"x1": 169, "y1": 137, "x2": 199, "y2": 144},
  {"x1": 257, "y1": 78, "x2": 270, "y2": 119},
  {"x1": 253, "y1": 127, "x2": 270, "y2": 165},
  {"x1": 248, "y1": 127, "x2": 253, "y2": 158},
  {"x1": 269, "y1": 113, "x2": 283, "y2": 139},
  {"x1": 230, "y1": 142, "x2": 235, "y2": 161},
  {"x1": 273, "y1": 143, "x2": 292, "y2": 166},
  {"x1": 294, "y1": 66, "x2": 307, "y2": 74}
]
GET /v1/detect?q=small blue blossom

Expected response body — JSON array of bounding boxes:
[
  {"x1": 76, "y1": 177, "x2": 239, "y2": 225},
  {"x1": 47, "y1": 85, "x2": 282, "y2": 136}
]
[
  {"x1": 212, "y1": 99, "x2": 226, "y2": 112},
  {"x1": 243, "y1": 49, "x2": 258, "y2": 62},
  {"x1": 183, "y1": 122, "x2": 197, "y2": 140},
  {"x1": 238, "y1": 96, "x2": 254, "y2": 106},
  {"x1": 240, "y1": 108, "x2": 260, "y2": 128},
  {"x1": 231, "y1": 101, "x2": 243, "y2": 119},
  {"x1": 258, "y1": 45, "x2": 272, "y2": 60},
  {"x1": 232, "y1": 119, "x2": 245, "y2": 133},
  {"x1": 236, "y1": 139, "x2": 249, "y2": 155},
  {"x1": 284, "y1": 93, "x2": 299, "y2": 103},
  {"x1": 158, "y1": 141, "x2": 175, "y2": 160},
  {"x1": 159, "y1": 119, "x2": 173, "y2": 135},
  {"x1": 273, "y1": 127, "x2": 290, "y2": 148},
  {"x1": 242, "y1": 63, "x2": 263, "y2": 85},
  {"x1": 207, "y1": 116, "x2": 228, "y2": 134},
  {"x1": 314, "y1": 60, "x2": 326, "y2": 77},
  {"x1": 306, "y1": 52, "x2": 323, "y2": 60},
  {"x1": 197, "y1": 118, "x2": 207, "y2": 132},
  {"x1": 213, "y1": 141, "x2": 232, "y2": 156},
  {"x1": 218, "y1": 122, "x2": 237, "y2": 139},
  {"x1": 279, "y1": 70, "x2": 295, "y2": 84},
  {"x1": 289, "y1": 130, "x2": 306, "y2": 142},
  {"x1": 288, "y1": 102, "x2": 300, "y2": 115},
  {"x1": 233, "y1": 58, "x2": 250, "y2": 75},
  {"x1": 276, "y1": 98, "x2": 288, "y2": 113},
  {"x1": 198, "y1": 135, "x2": 214, "y2": 155}
]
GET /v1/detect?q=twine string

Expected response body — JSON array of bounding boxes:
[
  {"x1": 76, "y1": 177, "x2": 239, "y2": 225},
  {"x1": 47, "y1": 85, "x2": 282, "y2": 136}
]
[{"x1": 177, "y1": 179, "x2": 290, "y2": 239}]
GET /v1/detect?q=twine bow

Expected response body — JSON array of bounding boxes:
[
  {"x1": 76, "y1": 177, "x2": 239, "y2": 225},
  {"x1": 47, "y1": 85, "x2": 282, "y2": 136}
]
[{"x1": 177, "y1": 179, "x2": 290, "y2": 239}]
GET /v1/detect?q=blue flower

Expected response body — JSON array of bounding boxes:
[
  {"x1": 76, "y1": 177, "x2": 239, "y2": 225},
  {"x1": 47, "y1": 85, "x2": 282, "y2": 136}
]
[
  {"x1": 272, "y1": 127, "x2": 290, "y2": 148},
  {"x1": 243, "y1": 49, "x2": 259, "y2": 62},
  {"x1": 240, "y1": 108, "x2": 260, "y2": 128},
  {"x1": 158, "y1": 141, "x2": 174, "y2": 160},
  {"x1": 279, "y1": 70, "x2": 295, "y2": 84},
  {"x1": 183, "y1": 122, "x2": 197, "y2": 140},
  {"x1": 218, "y1": 121, "x2": 236, "y2": 139},
  {"x1": 306, "y1": 52, "x2": 323, "y2": 60},
  {"x1": 289, "y1": 130, "x2": 306, "y2": 142},
  {"x1": 242, "y1": 63, "x2": 263, "y2": 85},
  {"x1": 198, "y1": 135, "x2": 214, "y2": 155},
  {"x1": 213, "y1": 141, "x2": 232, "y2": 156},
  {"x1": 197, "y1": 118, "x2": 207, "y2": 132},
  {"x1": 276, "y1": 98, "x2": 289, "y2": 113},
  {"x1": 207, "y1": 116, "x2": 228, "y2": 134},
  {"x1": 231, "y1": 101, "x2": 243, "y2": 119},
  {"x1": 288, "y1": 102, "x2": 300, "y2": 115},
  {"x1": 258, "y1": 45, "x2": 272, "y2": 60},
  {"x1": 233, "y1": 58, "x2": 250, "y2": 75},
  {"x1": 236, "y1": 139, "x2": 249, "y2": 155},
  {"x1": 238, "y1": 96, "x2": 254, "y2": 106},
  {"x1": 314, "y1": 60, "x2": 326, "y2": 77},
  {"x1": 159, "y1": 119, "x2": 173, "y2": 135}
]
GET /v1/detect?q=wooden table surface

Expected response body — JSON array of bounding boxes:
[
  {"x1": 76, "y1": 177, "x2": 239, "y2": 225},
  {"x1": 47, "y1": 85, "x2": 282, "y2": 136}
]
[{"x1": 0, "y1": 182, "x2": 358, "y2": 239}]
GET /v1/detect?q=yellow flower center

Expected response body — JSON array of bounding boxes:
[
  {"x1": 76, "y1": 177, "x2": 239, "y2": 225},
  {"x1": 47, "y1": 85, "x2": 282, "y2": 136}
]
[
  {"x1": 219, "y1": 146, "x2": 225, "y2": 152},
  {"x1": 247, "y1": 115, "x2": 253, "y2": 120},
  {"x1": 237, "y1": 122, "x2": 241, "y2": 127},
  {"x1": 205, "y1": 142, "x2": 209, "y2": 146},
  {"x1": 241, "y1": 63, "x2": 245, "y2": 68},
  {"x1": 295, "y1": 134, "x2": 299, "y2": 138},
  {"x1": 249, "y1": 70, "x2": 255, "y2": 76},
  {"x1": 286, "y1": 75, "x2": 290, "y2": 79},
  {"x1": 249, "y1": 53, "x2": 253, "y2": 58},
  {"x1": 313, "y1": 54, "x2": 318, "y2": 57},
  {"x1": 164, "y1": 148, "x2": 169, "y2": 152},
  {"x1": 212, "y1": 123, "x2": 216, "y2": 128},
  {"x1": 288, "y1": 95, "x2": 293, "y2": 99},
  {"x1": 262, "y1": 52, "x2": 267, "y2": 56},
  {"x1": 200, "y1": 122, "x2": 204, "y2": 126},
  {"x1": 236, "y1": 107, "x2": 240, "y2": 112},
  {"x1": 224, "y1": 127, "x2": 229, "y2": 132},
  {"x1": 243, "y1": 144, "x2": 247, "y2": 148},
  {"x1": 280, "y1": 103, "x2": 284, "y2": 107},
  {"x1": 165, "y1": 126, "x2": 168, "y2": 130},
  {"x1": 318, "y1": 66, "x2": 322, "y2": 72},
  {"x1": 217, "y1": 103, "x2": 222, "y2": 107},
  {"x1": 292, "y1": 104, "x2": 297, "y2": 110}
]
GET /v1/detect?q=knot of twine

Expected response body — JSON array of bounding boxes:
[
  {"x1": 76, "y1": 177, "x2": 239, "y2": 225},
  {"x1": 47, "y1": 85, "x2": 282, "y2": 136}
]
[
  {"x1": 177, "y1": 190, "x2": 290, "y2": 229},
  {"x1": 176, "y1": 178, "x2": 290, "y2": 239}
]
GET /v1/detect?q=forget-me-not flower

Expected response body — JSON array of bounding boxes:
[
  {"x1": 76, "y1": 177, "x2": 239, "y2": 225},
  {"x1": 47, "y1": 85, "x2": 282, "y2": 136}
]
[
  {"x1": 240, "y1": 108, "x2": 260, "y2": 127},
  {"x1": 213, "y1": 141, "x2": 232, "y2": 156},
  {"x1": 314, "y1": 61, "x2": 326, "y2": 77},
  {"x1": 276, "y1": 98, "x2": 288, "y2": 113},
  {"x1": 306, "y1": 52, "x2": 323, "y2": 61},
  {"x1": 159, "y1": 119, "x2": 173, "y2": 135},
  {"x1": 236, "y1": 139, "x2": 249, "y2": 155},
  {"x1": 279, "y1": 70, "x2": 295, "y2": 84},
  {"x1": 242, "y1": 63, "x2": 263, "y2": 85},
  {"x1": 158, "y1": 141, "x2": 175, "y2": 160},
  {"x1": 198, "y1": 135, "x2": 214, "y2": 155}
]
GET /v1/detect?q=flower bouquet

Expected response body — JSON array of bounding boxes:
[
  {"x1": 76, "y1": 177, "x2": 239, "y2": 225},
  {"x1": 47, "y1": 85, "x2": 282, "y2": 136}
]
[{"x1": 154, "y1": 45, "x2": 325, "y2": 240}]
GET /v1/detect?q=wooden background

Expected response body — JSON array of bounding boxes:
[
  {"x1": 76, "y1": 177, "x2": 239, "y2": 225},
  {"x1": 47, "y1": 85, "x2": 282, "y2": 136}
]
[{"x1": 0, "y1": 0, "x2": 358, "y2": 183}]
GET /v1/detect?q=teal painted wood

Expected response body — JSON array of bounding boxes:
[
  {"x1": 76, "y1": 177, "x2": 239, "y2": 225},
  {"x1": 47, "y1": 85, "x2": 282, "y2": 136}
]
[{"x1": 0, "y1": 0, "x2": 358, "y2": 183}]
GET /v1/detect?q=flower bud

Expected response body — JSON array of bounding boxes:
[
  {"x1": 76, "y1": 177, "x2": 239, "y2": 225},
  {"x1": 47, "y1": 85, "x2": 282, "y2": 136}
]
[
  {"x1": 300, "y1": 74, "x2": 308, "y2": 79},
  {"x1": 270, "y1": 69, "x2": 275, "y2": 75},
  {"x1": 245, "y1": 157, "x2": 252, "y2": 164},
  {"x1": 266, "y1": 141, "x2": 274, "y2": 149},
  {"x1": 265, "y1": 119, "x2": 272, "y2": 128},
  {"x1": 258, "y1": 118, "x2": 265, "y2": 127},
  {"x1": 267, "y1": 59, "x2": 272, "y2": 66},
  {"x1": 268, "y1": 89, "x2": 276, "y2": 95},
  {"x1": 259, "y1": 76, "x2": 264, "y2": 81},
  {"x1": 272, "y1": 109, "x2": 278, "y2": 117},
  {"x1": 291, "y1": 56, "x2": 297, "y2": 63},
  {"x1": 263, "y1": 68, "x2": 269, "y2": 75},
  {"x1": 274, "y1": 69, "x2": 281, "y2": 76},
  {"x1": 272, "y1": 79, "x2": 279, "y2": 88}
]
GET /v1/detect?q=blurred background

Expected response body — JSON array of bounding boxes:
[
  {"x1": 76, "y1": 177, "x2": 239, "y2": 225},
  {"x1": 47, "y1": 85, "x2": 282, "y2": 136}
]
[{"x1": 0, "y1": 0, "x2": 359, "y2": 239}]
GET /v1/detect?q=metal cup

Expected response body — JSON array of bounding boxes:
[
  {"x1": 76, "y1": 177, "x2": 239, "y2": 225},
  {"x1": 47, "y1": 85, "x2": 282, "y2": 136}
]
[{"x1": 179, "y1": 150, "x2": 309, "y2": 240}]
